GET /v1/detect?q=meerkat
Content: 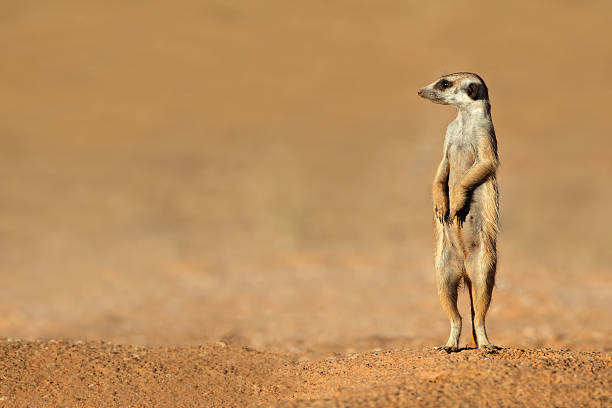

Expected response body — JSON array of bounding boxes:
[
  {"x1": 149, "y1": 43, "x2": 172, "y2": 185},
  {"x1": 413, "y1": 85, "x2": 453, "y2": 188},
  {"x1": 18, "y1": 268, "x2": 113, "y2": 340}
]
[{"x1": 418, "y1": 72, "x2": 499, "y2": 352}]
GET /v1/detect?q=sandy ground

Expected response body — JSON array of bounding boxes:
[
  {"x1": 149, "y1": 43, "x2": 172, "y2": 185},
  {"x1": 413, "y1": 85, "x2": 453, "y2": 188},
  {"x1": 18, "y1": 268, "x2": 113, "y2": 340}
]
[
  {"x1": 0, "y1": 0, "x2": 611, "y2": 406},
  {"x1": 1, "y1": 340, "x2": 610, "y2": 407}
]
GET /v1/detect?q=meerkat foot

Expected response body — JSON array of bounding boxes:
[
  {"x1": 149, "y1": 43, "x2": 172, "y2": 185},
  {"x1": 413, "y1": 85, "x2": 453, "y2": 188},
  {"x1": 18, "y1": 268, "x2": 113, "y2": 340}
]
[
  {"x1": 478, "y1": 343, "x2": 501, "y2": 351},
  {"x1": 434, "y1": 345, "x2": 459, "y2": 353}
]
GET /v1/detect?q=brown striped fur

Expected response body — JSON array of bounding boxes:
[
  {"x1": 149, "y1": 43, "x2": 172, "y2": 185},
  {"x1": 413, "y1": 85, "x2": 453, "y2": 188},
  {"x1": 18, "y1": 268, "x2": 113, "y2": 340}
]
[{"x1": 418, "y1": 72, "x2": 500, "y2": 352}]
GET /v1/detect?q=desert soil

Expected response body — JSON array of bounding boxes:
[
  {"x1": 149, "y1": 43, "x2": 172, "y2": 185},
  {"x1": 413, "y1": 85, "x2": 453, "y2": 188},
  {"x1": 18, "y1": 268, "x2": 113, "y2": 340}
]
[
  {"x1": 1, "y1": 340, "x2": 610, "y2": 407},
  {"x1": 0, "y1": 1, "x2": 611, "y2": 407}
]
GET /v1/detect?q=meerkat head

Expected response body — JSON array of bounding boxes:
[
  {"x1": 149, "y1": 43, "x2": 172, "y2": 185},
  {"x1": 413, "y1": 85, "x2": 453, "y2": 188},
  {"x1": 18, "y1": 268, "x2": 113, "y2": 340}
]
[{"x1": 418, "y1": 72, "x2": 488, "y2": 107}]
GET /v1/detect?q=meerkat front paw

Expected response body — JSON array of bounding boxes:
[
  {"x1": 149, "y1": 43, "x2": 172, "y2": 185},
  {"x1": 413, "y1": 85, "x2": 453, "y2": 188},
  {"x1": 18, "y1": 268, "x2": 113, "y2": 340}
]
[
  {"x1": 432, "y1": 190, "x2": 449, "y2": 223},
  {"x1": 433, "y1": 201, "x2": 449, "y2": 223},
  {"x1": 450, "y1": 187, "x2": 467, "y2": 223}
]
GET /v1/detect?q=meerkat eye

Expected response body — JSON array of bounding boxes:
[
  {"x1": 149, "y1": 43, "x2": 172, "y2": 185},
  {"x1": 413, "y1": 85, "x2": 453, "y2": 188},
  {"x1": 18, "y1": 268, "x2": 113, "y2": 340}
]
[{"x1": 435, "y1": 79, "x2": 453, "y2": 90}]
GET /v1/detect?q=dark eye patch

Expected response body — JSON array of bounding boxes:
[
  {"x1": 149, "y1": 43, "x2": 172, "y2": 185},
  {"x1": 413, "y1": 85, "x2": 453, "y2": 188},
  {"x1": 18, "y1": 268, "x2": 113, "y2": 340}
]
[{"x1": 434, "y1": 79, "x2": 453, "y2": 91}]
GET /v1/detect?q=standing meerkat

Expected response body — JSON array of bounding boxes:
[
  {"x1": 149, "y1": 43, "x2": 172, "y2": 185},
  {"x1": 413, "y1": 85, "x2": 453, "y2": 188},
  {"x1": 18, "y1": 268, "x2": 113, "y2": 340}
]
[{"x1": 418, "y1": 72, "x2": 499, "y2": 352}]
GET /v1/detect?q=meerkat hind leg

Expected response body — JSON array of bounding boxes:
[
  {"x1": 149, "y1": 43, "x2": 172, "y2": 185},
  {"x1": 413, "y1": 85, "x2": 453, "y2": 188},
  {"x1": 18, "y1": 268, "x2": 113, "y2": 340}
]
[
  {"x1": 434, "y1": 247, "x2": 463, "y2": 353},
  {"x1": 466, "y1": 251, "x2": 500, "y2": 350}
]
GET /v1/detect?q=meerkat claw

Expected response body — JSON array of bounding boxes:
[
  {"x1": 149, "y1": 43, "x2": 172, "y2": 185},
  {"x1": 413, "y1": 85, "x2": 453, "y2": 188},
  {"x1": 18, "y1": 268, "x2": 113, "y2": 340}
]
[
  {"x1": 479, "y1": 344, "x2": 501, "y2": 351},
  {"x1": 434, "y1": 345, "x2": 458, "y2": 354}
]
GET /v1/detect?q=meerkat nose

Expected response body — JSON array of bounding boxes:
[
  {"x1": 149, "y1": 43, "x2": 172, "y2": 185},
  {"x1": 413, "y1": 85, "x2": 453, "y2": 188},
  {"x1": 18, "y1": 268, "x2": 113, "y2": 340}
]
[{"x1": 417, "y1": 90, "x2": 423, "y2": 96}]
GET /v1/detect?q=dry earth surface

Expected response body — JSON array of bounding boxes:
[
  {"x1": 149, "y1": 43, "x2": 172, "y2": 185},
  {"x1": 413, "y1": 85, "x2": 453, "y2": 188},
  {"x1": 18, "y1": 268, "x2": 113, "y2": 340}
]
[
  {"x1": 1, "y1": 340, "x2": 610, "y2": 407},
  {"x1": 0, "y1": 0, "x2": 611, "y2": 406}
]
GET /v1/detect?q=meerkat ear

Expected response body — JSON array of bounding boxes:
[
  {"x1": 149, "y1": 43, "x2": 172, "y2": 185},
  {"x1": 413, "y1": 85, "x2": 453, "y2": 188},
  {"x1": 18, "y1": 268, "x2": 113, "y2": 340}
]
[{"x1": 467, "y1": 82, "x2": 480, "y2": 100}]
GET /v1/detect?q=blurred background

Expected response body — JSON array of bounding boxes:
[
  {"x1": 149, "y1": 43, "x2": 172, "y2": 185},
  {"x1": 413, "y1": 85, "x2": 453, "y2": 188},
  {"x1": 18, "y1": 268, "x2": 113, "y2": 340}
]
[{"x1": 0, "y1": 0, "x2": 610, "y2": 353}]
